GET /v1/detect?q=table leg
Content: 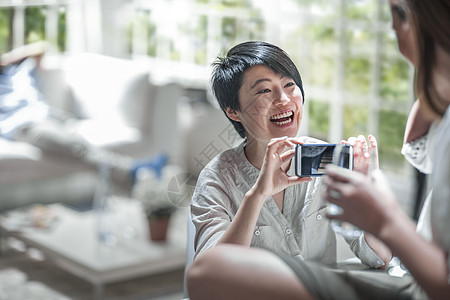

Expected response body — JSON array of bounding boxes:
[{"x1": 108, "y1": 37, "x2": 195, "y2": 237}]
[
  {"x1": 93, "y1": 282, "x2": 104, "y2": 300},
  {"x1": 0, "y1": 231, "x2": 3, "y2": 256}
]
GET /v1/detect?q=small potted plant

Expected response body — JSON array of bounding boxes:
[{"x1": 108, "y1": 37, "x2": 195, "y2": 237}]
[{"x1": 132, "y1": 167, "x2": 178, "y2": 242}]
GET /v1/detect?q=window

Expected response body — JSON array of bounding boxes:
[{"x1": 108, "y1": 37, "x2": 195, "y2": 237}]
[
  {"x1": 1, "y1": 0, "x2": 415, "y2": 183},
  {"x1": 0, "y1": 1, "x2": 67, "y2": 53},
  {"x1": 0, "y1": 0, "x2": 105, "y2": 56},
  {"x1": 129, "y1": 0, "x2": 413, "y2": 176}
]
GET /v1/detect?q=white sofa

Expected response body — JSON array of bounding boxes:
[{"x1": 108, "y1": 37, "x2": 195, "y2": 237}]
[{"x1": 0, "y1": 53, "x2": 188, "y2": 211}]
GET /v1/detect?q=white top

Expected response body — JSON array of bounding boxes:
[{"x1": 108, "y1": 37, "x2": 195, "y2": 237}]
[
  {"x1": 429, "y1": 107, "x2": 450, "y2": 283},
  {"x1": 402, "y1": 107, "x2": 450, "y2": 283},
  {"x1": 191, "y1": 137, "x2": 384, "y2": 268},
  {"x1": 401, "y1": 121, "x2": 438, "y2": 174}
]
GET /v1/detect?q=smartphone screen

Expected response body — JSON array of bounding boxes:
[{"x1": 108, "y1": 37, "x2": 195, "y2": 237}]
[{"x1": 294, "y1": 144, "x2": 353, "y2": 177}]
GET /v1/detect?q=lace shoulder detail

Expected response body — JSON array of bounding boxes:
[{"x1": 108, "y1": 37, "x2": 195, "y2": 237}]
[{"x1": 401, "y1": 135, "x2": 432, "y2": 174}]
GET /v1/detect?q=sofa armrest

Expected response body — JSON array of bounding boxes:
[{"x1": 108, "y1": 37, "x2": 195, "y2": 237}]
[{"x1": 0, "y1": 138, "x2": 42, "y2": 161}]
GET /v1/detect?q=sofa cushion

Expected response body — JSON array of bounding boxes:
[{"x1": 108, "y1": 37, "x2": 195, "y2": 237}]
[
  {"x1": 71, "y1": 119, "x2": 141, "y2": 148},
  {"x1": 62, "y1": 53, "x2": 154, "y2": 131}
]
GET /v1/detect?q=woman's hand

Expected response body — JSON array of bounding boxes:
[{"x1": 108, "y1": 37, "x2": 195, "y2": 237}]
[
  {"x1": 253, "y1": 137, "x2": 311, "y2": 199},
  {"x1": 221, "y1": 137, "x2": 311, "y2": 247},
  {"x1": 323, "y1": 165, "x2": 399, "y2": 237},
  {"x1": 342, "y1": 135, "x2": 378, "y2": 175}
]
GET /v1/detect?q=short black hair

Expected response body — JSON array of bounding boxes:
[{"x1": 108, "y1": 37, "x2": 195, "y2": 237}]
[{"x1": 211, "y1": 41, "x2": 305, "y2": 138}]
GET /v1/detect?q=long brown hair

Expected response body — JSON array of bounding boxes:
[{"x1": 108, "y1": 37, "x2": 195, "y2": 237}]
[{"x1": 407, "y1": 0, "x2": 450, "y2": 119}]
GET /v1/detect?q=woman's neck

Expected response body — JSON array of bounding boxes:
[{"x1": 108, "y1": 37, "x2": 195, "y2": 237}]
[
  {"x1": 434, "y1": 45, "x2": 450, "y2": 109},
  {"x1": 244, "y1": 137, "x2": 268, "y2": 170}
]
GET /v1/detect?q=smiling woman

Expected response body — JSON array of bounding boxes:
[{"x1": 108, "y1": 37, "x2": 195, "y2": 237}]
[
  {"x1": 225, "y1": 64, "x2": 303, "y2": 150},
  {"x1": 190, "y1": 41, "x2": 388, "y2": 271}
]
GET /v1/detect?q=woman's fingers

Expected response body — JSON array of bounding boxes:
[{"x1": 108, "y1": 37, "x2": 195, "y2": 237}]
[
  {"x1": 344, "y1": 135, "x2": 367, "y2": 158},
  {"x1": 267, "y1": 137, "x2": 295, "y2": 156},
  {"x1": 287, "y1": 137, "x2": 304, "y2": 145},
  {"x1": 267, "y1": 136, "x2": 288, "y2": 147},
  {"x1": 261, "y1": 137, "x2": 299, "y2": 182},
  {"x1": 368, "y1": 135, "x2": 378, "y2": 149},
  {"x1": 279, "y1": 148, "x2": 295, "y2": 162},
  {"x1": 265, "y1": 137, "x2": 287, "y2": 163},
  {"x1": 287, "y1": 175, "x2": 312, "y2": 185},
  {"x1": 347, "y1": 136, "x2": 357, "y2": 145},
  {"x1": 355, "y1": 135, "x2": 368, "y2": 158},
  {"x1": 368, "y1": 135, "x2": 379, "y2": 167},
  {"x1": 344, "y1": 134, "x2": 378, "y2": 174},
  {"x1": 324, "y1": 165, "x2": 365, "y2": 190}
]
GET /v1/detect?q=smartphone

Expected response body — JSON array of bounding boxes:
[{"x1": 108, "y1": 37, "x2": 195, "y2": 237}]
[{"x1": 294, "y1": 144, "x2": 353, "y2": 177}]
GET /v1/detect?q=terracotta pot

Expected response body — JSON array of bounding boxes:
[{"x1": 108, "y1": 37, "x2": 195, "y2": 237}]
[{"x1": 148, "y1": 216, "x2": 171, "y2": 242}]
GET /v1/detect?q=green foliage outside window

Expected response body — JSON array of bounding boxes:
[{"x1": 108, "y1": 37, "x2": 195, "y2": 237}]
[
  {"x1": 221, "y1": 0, "x2": 252, "y2": 7},
  {"x1": 346, "y1": 0, "x2": 377, "y2": 20},
  {"x1": 383, "y1": 30, "x2": 400, "y2": 51},
  {"x1": 0, "y1": 9, "x2": 9, "y2": 54},
  {"x1": 346, "y1": 28, "x2": 374, "y2": 49},
  {"x1": 308, "y1": 54, "x2": 335, "y2": 88},
  {"x1": 380, "y1": 54, "x2": 411, "y2": 102},
  {"x1": 194, "y1": 15, "x2": 208, "y2": 65},
  {"x1": 57, "y1": 7, "x2": 66, "y2": 52},
  {"x1": 247, "y1": 19, "x2": 264, "y2": 41},
  {"x1": 309, "y1": 24, "x2": 335, "y2": 43},
  {"x1": 170, "y1": 40, "x2": 181, "y2": 61},
  {"x1": 343, "y1": 105, "x2": 368, "y2": 138},
  {"x1": 345, "y1": 56, "x2": 371, "y2": 94},
  {"x1": 25, "y1": 7, "x2": 45, "y2": 44},
  {"x1": 296, "y1": 0, "x2": 335, "y2": 12},
  {"x1": 378, "y1": 110, "x2": 408, "y2": 172},
  {"x1": 308, "y1": 100, "x2": 329, "y2": 141},
  {"x1": 221, "y1": 17, "x2": 237, "y2": 50},
  {"x1": 0, "y1": 6, "x2": 66, "y2": 53},
  {"x1": 381, "y1": 1, "x2": 394, "y2": 23},
  {"x1": 147, "y1": 20, "x2": 157, "y2": 57}
]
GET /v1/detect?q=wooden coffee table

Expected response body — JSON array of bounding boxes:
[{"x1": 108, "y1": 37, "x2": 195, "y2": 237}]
[{"x1": 0, "y1": 198, "x2": 187, "y2": 299}]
